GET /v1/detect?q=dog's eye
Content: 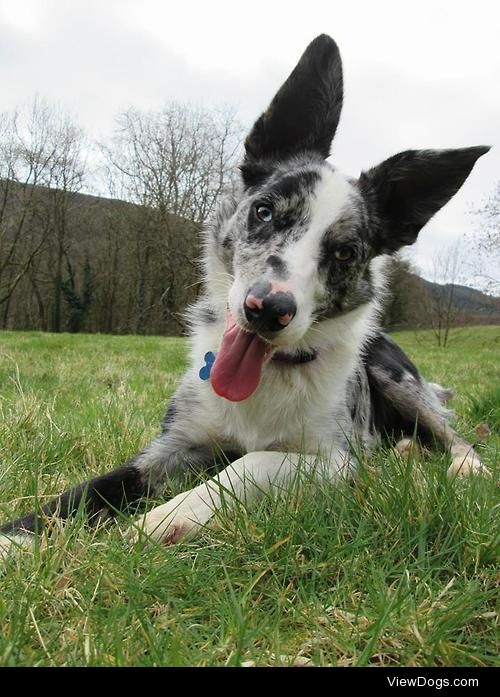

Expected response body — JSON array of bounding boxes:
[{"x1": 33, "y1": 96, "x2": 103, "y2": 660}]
[
  {"x1": 335, "y1": 245, "x2": 355, "y2": 262},
  {"x1": 255, "y1": 204, "x2": 273, "y2": 223}
]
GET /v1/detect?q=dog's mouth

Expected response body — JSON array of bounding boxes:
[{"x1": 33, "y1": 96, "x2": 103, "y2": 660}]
[{"x1": 210, "y1": 310, "x2": 274, "y2": 402}]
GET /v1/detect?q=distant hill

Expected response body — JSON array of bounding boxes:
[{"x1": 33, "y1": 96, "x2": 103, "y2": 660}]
[{"x1": 417, "y1": 276, "x2": 500, "y2": 320}]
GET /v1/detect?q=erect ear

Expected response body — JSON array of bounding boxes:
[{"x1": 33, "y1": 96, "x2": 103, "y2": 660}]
[
  {"x1": 241, "y1": 34, "x2": 343, "y2": 186},
  {"x1": 360, "y1": 146, "x2": 490, "y2": 254}
]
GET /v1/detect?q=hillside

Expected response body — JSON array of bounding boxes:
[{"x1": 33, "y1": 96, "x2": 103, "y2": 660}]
[
  {"x1": 0, "y1": 179, "x2": 201, "y2": 335},
  {"x1": 418, "y1": 277, "x2": 499, "y2": 315},
  {"x1": 1, "y1": 180, "x2": 498, "y2": 335}
]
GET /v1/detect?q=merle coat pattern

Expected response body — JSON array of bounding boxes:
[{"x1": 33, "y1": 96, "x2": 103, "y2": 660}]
[{"x1": 0, "y1": 35, "x2": 490, "y2": 558}]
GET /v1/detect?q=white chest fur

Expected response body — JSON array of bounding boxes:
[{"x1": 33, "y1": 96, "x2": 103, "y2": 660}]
[{"x1": 188, "y1": 302, "x2": 378, "y2": 454}]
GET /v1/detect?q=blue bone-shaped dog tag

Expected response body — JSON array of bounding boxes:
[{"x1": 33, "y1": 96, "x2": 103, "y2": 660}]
[{"x1": 199, "y1": 351, "x2": 216, "y2": 380}]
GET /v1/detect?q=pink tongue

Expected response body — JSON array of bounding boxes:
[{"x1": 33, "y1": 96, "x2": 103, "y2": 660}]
[{"x1": 210, "y1": 311, "x2": 271, "y2": 402}]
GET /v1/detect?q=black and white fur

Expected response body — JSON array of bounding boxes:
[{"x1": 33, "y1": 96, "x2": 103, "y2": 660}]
[{"x1": 0, "y1": 35, "x2": 491, "y2": 559}]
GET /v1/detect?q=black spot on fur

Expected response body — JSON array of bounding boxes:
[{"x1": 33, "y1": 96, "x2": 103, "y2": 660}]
[
  {"x1": 365, "y1": 371, "x2": 421, "y2": 441},
  {"x1": 347, "y1": 370, "x2": 365, "y2": 420},
  {"x1": 162, "y1": 398, "x2": 177, "y2": 432},
  {"x1": 364, "y1": 334, "x2": 421, "y2": 383},
  {"x1": 247, "y1": 170, "x2": 319, "y2": 242},
  {"x1": 341, "y1": 269, "x2": 374, "y2": 313},
  {"x1": 266, "y1": 255, "x2": 288, "y2": 278},
  {"x1": 362, "y1": 334, "x2": 430, "y2": 441},
  {"x1": 247, "y1": 280, "x2": 272, "y2": 299},
  {"x1": 200, "y1": 307, "x2": 217, "y2": 324},
  {"x1": 317, "y1": 231, "x2": 374, "y2": 319},
  {"x1": 188, "y1": 300, "x2": 221, "y2": 330},
  {"x1": 269, "y1": 170, "x2": 320, "y2": 200}
]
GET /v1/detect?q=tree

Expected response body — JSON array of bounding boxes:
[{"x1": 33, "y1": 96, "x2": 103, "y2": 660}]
[
  {"x1": 423, "y1": 242, "x2": 468, "y2": 347},
  {"x1": 0, "y1": 102, "x2": 55, "y2": 316},
  {"x1": 0, "y1": 98, "x2": 87, "y2": 331},
  {"x1": 382, "y1": 255, "x2": 427, "y2": 329},
  {"x1": 101, "y1": 102, "x2": 243, "y2": 332},
  {"x1": 61, "y1": 255, "x2": 93, "y2": 333},
  {"x1": 470, "y1": 181, "x2": 500, "y2": 294}
]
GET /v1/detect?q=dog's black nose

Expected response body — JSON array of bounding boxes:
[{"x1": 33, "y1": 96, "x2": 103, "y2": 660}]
[{"x1": 244, "y1": 284, "x2": 296, "y2": 332}]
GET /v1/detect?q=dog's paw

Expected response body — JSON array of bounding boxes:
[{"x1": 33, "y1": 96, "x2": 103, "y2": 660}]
[
  {"x1": 127, "y1": 489, "x2": 215, "y2": 546},
  {"x1": 447, "y1": 453, "x2": 491, "y2": 479},
  {"x1": 393, "y1": 438, "x2": 423, "y2": 460}
]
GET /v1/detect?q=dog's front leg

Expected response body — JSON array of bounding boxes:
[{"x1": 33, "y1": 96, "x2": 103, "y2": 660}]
[{"x1": 129, "y1": 449, "x2": 351, "y2": 545}]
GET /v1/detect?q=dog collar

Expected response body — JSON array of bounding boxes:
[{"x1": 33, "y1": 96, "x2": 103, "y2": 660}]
[
  {"x1": 271, "y1": 348, "x2": 319, "y2": 365},
  {"x1": 199, "y1": 348, "x2": 318, "y2": 380}
]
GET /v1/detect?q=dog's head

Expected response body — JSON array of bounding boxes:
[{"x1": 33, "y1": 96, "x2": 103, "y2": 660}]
[{"x1": 207, "y1": 34, "x2": 489, "y2": 401}]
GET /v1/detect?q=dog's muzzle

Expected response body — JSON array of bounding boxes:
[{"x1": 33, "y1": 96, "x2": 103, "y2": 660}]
[{"x1": 244, "y1": 281, "x2": 297, "y2": 333}]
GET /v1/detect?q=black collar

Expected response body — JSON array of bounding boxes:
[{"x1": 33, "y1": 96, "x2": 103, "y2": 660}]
[{"x1": 272, "y1": 348, "x2": 318, "y2": 365}]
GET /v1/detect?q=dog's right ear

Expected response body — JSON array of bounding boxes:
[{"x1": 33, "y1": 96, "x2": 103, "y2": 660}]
[{"x1": 241, "y1": 34, "x2": 343, "y2": 187}]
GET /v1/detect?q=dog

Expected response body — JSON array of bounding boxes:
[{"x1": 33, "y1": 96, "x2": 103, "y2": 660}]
[{"x1": 0, "y1": 34, "x2": 491, "y2": 559}]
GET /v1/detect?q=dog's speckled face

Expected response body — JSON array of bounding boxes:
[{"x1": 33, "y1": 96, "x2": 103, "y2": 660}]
[
  {"x1": 217, "y1": 160, "x2": 375, "y2": 347},
  {"x1": 205, "y1": 34, "x2": 489, "y2": 350}
]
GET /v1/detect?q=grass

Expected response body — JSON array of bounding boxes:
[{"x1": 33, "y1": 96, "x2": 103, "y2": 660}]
[{"x1": 0, "y1": 326, "x2": 498, "y2": 667}]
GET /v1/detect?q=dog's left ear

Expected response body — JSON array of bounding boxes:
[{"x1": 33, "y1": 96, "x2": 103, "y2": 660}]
[
  {"x1": 241, "y1": 34, "x2": 343, "y2": 186},
  {"x1": 360, "y1": 146, "x2": 490, "y2": 253}
]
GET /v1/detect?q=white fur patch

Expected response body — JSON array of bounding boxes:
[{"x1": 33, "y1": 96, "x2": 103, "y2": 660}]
[
  {"x1": 278, "y1": 168, "x2": 353, "y2": 343},
  {"x1": 304, "y1": 167, "x2": 353, "y2": 242}
]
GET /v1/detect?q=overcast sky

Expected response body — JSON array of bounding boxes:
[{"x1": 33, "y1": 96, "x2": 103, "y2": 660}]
[{"x1": 1, "y1": 0, "x2": 499, "y2": 287}]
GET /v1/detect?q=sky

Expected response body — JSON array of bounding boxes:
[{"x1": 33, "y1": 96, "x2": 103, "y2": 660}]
[{"x1": 1, "y1": 0, "x2": 499, "y2": 288}]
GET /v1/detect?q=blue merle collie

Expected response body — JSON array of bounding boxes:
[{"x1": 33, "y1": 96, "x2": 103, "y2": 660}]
[{"x1": 0, "y1": 34, "x2": 491, "y2": 558}]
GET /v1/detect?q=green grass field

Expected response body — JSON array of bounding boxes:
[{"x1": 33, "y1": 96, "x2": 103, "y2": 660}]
[{"x1": 0, "y1": 327, "x2": 498, "y2": 667}]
